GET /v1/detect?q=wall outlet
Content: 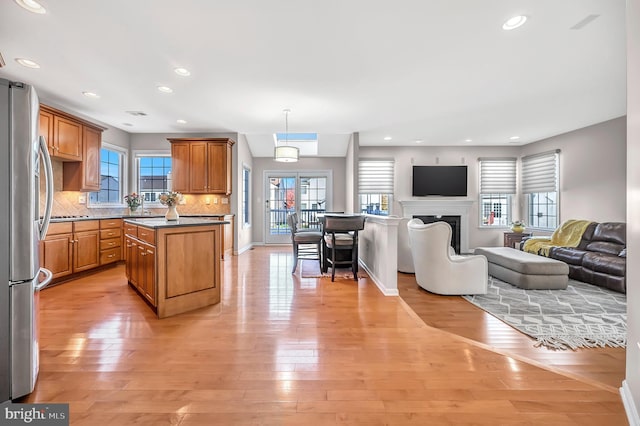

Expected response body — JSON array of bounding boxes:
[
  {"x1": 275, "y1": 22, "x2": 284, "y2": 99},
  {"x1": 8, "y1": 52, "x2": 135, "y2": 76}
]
[
  {"x1": 78, "y1": 195, "x2": 86, "y2": 204},
  {"x1": 213, "y1": 197, "x2": 218, "y2": 204},
  {"x1": 221, "y1": 198, "x2": 229, "y2": 204},
  {"x1": 205, "y1": 197, "x2": 211, "y2": 205}
]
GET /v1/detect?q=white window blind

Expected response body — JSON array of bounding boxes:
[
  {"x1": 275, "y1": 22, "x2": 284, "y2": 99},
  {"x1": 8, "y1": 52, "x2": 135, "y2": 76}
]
[
  {"x1": 358, "y1": 160, "x2": 394, "y2": 194},
  {"x1": 522, "y1": 150, "x2": 559, "y2": 194},
  {"x1": 479, "y1": 157, "x2": 516, "y2": 194}
]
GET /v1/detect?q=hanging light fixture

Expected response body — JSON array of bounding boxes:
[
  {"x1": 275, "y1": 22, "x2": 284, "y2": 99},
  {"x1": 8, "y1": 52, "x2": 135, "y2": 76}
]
[{"x1": 274, "y1": 108, "x2": 299, "y2": 162}]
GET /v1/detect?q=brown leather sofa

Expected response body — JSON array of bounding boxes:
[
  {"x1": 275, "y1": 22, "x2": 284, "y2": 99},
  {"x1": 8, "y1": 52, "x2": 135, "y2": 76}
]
[{"x1": 522, "y1": 222, "x2": 626, "y2": 293}]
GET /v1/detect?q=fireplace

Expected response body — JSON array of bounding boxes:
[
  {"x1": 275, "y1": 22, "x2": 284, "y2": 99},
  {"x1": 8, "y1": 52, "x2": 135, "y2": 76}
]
[
  {"x1": 399, "y1": 200, "x2": 473, "y2": 253},
  {"x1": 413, "y1": 215, "x2": 461, "y2": 254}
]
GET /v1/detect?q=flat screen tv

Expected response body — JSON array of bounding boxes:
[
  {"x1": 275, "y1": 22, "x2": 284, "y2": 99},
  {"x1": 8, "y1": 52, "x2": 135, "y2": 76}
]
[{"x1": 412, "y1": 165, "x2": 468, "y2": 196}]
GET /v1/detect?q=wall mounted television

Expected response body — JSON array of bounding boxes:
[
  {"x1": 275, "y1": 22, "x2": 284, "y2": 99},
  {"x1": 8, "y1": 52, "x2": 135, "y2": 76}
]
[{"x1": 412, "y1": 165, "x2": 468, "y2": 196}]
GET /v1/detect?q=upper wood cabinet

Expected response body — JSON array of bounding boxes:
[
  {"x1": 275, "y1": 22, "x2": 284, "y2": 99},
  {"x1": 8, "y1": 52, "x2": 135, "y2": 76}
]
[
  {"x1": 168, "y1": 138, "x2": 235, "y2": 195},
  {"x1": 40, "y1": 105, "x2": 106, "y2": 192}
]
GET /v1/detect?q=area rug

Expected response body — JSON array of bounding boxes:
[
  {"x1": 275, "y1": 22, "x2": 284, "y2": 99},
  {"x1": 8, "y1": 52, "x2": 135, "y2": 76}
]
[
  {"x1": 300, "y1": 260, "x2": 323, "y2": 277},
  {"x1": 463, "y1": 277, "x2": 627, "y2": 350}
]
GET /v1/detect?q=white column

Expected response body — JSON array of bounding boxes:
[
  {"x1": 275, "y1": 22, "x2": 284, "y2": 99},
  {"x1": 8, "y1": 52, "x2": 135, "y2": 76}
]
[{"x1": 359, "y1": 215, "x2": 401, "y2": 296}]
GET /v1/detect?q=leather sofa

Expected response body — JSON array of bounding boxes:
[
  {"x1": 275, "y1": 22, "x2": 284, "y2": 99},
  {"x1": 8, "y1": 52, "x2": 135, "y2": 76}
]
[{"x1": 522, "y1": 222, "x2": 626, "y2": 293}]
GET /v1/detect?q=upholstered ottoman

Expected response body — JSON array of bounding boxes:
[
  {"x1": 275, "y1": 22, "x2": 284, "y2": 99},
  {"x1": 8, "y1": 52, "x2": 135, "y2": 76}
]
[{"x1": 473, "y1": 247, "x2": 569, "y2": 290}]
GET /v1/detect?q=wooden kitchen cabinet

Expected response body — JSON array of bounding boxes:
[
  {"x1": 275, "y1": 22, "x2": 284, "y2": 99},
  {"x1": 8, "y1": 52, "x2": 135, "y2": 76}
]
[
  {"x1": 41, "y1": 220, "x2": 100, "y2": 279},
  {"x1": 125, "y1": 225, "x2": 157, "y2": 307},
  {"x1": 39, "y1": 104, "x2": 105, "y2": 191},
  {"x1": 99, "y1": 219, "x2": 122, "y2": 265},
  {"x1": 168, "y1": 138, "x2": 235, "y2": 195}
]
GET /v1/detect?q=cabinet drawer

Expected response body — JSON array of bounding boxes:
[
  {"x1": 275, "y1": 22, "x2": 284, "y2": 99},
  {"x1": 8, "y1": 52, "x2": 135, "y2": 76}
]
[
  {"x1": 100, "y1": 218, "x2": 122, "y2": 229},
  {"x1": 100, "y1": 237, "x2": 121, "y2": 251},
  {"x1": 47, "y1": 222, "x2": 73, "y2": 234},
  {"x1": 100, "y1": 247, "x2": 121, "y2": 265},
  {"x1": 137, "y1": 226, "x2": 155, "y2": 245},
  {"x1": 73, "y1": 220, "x2": 99, "y2": 232},
  {"x1": 100, "y1": 228, "x2": 122, "y2": 239},
  {"x1": 124, "y1": 224, "x2": 138, "y2": 237}
]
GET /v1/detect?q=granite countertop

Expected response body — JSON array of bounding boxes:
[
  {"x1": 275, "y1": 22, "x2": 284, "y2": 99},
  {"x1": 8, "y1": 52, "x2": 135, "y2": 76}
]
[
  {"x1": 124, "y1": 217, "x2": 229, "y2": 229},
  {"x1": 48, "y1": 213, "x2": 233, "y2": 223}
]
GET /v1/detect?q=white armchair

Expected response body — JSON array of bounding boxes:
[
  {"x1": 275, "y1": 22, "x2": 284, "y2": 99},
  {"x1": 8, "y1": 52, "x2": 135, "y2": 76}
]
[{"x1": 407, "y1": 219, "x2": 488, "y2": 295}]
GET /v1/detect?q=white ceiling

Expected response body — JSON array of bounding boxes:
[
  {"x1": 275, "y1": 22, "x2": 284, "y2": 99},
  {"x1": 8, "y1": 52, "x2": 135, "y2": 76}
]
[{"x1": 0, "y1": 0, "x2": 626, "y2": 158}]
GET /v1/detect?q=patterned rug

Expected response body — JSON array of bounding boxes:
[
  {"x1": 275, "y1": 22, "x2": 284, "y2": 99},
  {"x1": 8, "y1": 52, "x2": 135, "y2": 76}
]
[{"x1": 463, "y1": 277, "x2": 627, "y2": 350}]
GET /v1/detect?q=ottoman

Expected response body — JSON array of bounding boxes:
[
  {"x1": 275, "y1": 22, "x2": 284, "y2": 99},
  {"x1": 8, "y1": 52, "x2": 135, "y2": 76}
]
[{"x1": 474, "y1": 247, "x2": 569, "y2": 290}]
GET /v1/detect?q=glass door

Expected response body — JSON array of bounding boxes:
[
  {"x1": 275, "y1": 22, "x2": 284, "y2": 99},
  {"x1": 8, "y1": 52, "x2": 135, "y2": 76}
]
[{"x1": 264, "y1": 172, "x2": 330, "y2": 244}]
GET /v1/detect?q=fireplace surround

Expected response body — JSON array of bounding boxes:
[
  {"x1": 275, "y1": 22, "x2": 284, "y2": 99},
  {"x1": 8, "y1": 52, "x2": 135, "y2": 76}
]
[{"x1": 399, "y1": 200, "x2": 474, "y2": 254}]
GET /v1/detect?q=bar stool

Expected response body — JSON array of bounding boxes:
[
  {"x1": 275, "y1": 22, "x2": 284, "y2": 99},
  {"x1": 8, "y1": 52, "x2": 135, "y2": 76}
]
[
  {"x1": 287, "y1": 213, "x2": 323, "y2": 273},
  {"x1": 322, "y1": 215, "x2": 366, "y2": 281}
]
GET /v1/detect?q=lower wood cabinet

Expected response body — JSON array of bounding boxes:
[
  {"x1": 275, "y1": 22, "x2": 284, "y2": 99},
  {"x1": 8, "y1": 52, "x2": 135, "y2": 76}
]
[
  {"x1": 41, "y1": 220, "x2": 100, "y2": 280},
  {"x1": 99, "y1": 219, "x2": 122, "y2": 265},
  {"x1": 124, "y1": 225, "x2": 157, "y2": 307}
]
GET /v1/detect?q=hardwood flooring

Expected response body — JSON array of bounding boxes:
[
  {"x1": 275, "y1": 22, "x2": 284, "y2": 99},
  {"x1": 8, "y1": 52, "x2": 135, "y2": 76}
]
[{"x1": 23, "y1": 246, "x2": 627, "y2": 425}]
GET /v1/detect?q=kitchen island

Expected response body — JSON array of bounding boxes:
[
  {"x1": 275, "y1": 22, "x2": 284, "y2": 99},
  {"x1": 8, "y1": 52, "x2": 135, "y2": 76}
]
[{"x1": 123, "y1": 217, "x2": 228, "y2": 318}]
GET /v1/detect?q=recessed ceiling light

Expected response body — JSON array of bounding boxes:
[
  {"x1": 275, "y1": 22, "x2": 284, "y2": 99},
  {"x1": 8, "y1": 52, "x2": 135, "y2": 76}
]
[
  {"x1": 176, "y1": 119, "x2": 187, "y2": 124},
  {"x1": 383, "y1": 136, "x2": 392, "y2": 141},
  {"x1": 502, "y1": 15, "x2": 527, "y2": 30},
  {"x1": 82, "y1": 91, "x2": 100, "y2": 99},
  {"x1": 174, "y1": 67, "x2": 191, "y2": 77},
  {"x1": 157, "y1": 86, "x2": 173, "y2": 93},
  {"x1": 15, "y1": 0, "x2": 46, "y2": 14},
  {"x1": 509, "y1": 136, "x2": 520, "y2": 140},
  {"x1": 15, "y1": 58, "x2": 40, "y2": 68},
  {"x1": 122, "y1": 123, "x2": 133, "y2": 127},
  {"x1": 464, "y1": 139, "x2": 473, "y2": 143},
  {"x1": 415, "y1": 139, "x2": 423, "y2": 144}
]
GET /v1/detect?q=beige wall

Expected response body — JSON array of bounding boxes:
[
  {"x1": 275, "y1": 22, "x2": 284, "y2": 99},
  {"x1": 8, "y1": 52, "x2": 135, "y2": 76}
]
[
  {"x1": 345, "y1": 133, "x2": 357, "y2": 213},
  {"x1": 520, "y1": 117, "x2": 626, "y2": 223},
  {"x1": 625, "y1": 0, "x2": 640, "y2": 417}
]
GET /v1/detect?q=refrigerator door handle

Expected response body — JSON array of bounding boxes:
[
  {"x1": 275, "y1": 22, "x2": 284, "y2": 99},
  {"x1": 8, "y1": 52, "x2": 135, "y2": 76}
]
[
  {"x1": 38, "y1": 135, "x2": 54, "y2": 240},
  {"x1": 35, "y1": 268, "x2": 53, "y2": 291}
]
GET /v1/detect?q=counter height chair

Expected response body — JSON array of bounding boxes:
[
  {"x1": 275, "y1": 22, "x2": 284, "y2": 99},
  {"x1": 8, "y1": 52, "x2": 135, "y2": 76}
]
[
  {"x1": 287, "y1": 213, "x2": 323, "y2": 274},
  {"x1": 323, "y1": 215, "x2": 366, "y2": 282}
]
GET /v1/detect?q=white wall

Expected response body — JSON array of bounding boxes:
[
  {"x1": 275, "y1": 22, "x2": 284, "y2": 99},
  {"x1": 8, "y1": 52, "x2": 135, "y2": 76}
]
[
  {"x1": 520, "y1": 117, "x2": 627, "y2": 223},
  {"x1": 624, "y1": 0, "x2": 640, "y2": 420},
  {"x1": 235, "y1": 134, "x2": 254, "y2": 254},
  {"x1": 345, "y1": 133, "x2": 357, "y2": 214},
  {"x1": 250, "y1": 156, "x2": 347, "y2": 244}
]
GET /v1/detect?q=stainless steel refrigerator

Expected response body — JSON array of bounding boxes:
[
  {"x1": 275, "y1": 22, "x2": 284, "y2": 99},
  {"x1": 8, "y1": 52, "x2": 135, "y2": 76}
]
[{"x1": 0, "y1": 78, "x2": 54, "y2": 403}]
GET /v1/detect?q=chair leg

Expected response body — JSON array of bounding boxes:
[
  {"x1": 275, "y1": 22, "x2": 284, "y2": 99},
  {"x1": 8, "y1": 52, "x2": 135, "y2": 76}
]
[
  {"x1": 331, "y1": 247, "x2": 336, "y2": 282},
  {"x1": 317, "y1": 242, "x2": 322, "y2": 272},
  {"x1": 352, "y1": 245, "x2": 358, "y2": 281},
  {"x1": 292, "y1": 243, "x2": 298, "y2": 274}
]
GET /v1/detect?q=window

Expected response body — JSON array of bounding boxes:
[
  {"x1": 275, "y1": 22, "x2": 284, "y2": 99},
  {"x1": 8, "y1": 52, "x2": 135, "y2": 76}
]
[
  {"x1": 478, "y1": 158, "x2": 516, "y2": 227},
  {"x1": 88, "y1": 143, "x2": 127, "y2": 207},
  {"x1": 243, "y1": 165, "x2": 251, "y2": 227},
  {"x1": 136, "y1": 153, "x2": 172, "y2": 205},
  {"x1": 522, "y1": 150, "x2": 559, "y2": 230},
  {"x1": 358, "y1": 159, "x2": 394, "y2": 216}
]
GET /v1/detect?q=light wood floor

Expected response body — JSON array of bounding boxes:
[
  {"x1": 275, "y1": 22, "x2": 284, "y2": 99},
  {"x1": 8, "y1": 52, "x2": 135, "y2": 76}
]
[{"x1": 23, "y1": 246, "x2": 627, "y2": 425}]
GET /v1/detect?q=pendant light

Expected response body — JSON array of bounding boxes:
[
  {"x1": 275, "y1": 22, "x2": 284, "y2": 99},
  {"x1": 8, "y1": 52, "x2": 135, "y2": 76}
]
[{"x1": 274, "y1": 109, "x2": 299, "y2": 162}]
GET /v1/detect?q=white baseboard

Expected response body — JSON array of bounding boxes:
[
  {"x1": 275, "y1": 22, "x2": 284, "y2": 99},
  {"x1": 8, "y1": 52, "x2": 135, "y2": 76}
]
[
  {"x1": 359, "y1": 261, "x2": 399, "y2": 296},
  {"x1": 621, "y1": 380, "x2": 640, "y2": 426},
  {"x1": 236, "y1": 243, "x2": 254, "y2": 255}
]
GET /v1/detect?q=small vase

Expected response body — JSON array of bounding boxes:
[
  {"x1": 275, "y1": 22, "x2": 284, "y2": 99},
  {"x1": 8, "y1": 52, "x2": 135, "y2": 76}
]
[
  {"x1": 511, "y1": 224, "x2": 525, "y2": 233},
  {"x1": 165, "y1": 205, "x2": 179, "y2": 221},
  {"x1": 129, "y1": 206, "x2": 139, "y2": 216}
]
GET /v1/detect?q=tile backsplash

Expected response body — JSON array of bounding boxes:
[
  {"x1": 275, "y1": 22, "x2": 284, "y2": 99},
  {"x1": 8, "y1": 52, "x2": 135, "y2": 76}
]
[{"x1": 40, "y1": 160, "x2": 231, "y2": 217}]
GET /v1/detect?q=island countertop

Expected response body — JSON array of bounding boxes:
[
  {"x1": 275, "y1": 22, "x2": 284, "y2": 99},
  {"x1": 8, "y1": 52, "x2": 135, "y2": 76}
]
[{"x1": 123, "y1": 217, "x2": 229, "y2": 228}]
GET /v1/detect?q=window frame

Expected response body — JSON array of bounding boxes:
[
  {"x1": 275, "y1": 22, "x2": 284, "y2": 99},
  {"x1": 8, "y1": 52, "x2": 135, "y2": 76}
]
[
  {"x1": 133, "y1": 150, "x2": 172, "y2": 208},
  {"x1": 242, "y1": 164, "x2": 251, "y2": 228},
  {"x1": 358, "y1": 159, "x2": 394, "y2": 216},
  {"x1": 478, "y1": 158, "x2": 516, "y2": 228},
  {"x1": 87, "y1": 142, "x2": 128, "y2": 209}
]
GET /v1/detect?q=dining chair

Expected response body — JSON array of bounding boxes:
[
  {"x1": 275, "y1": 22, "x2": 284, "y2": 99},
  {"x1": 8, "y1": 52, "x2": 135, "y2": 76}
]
[
  {"x1": 322, "y1": 215, "x2": 366, "y2": 281},
  {"x1": 287, "y1": 213, "x2": 323, "y2": 274}
]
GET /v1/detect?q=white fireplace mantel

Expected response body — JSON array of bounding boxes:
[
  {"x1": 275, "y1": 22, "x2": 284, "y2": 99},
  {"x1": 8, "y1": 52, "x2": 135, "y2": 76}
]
[{"x1": 398, "y1": 199, "x2": 474, "y2": 253}]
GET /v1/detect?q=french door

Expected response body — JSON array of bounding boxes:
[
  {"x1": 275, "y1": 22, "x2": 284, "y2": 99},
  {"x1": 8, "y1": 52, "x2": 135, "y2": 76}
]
[{"x1": 264, "y1": 171, "x2": 331, "y2": 244}]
